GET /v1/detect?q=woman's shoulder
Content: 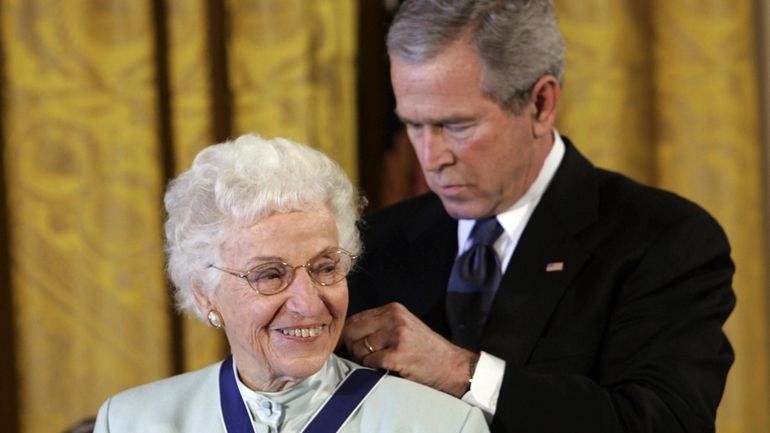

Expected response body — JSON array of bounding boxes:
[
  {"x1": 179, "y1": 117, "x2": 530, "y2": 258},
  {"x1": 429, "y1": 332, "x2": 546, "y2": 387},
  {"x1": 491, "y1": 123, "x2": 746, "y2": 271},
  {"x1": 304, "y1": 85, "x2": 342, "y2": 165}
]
[
  {"x1": 93, "y1": 362, "x2": 223, "y2": 433},
  {"x1": 111, "y1": 361, "x2": 221, "y2": 404},
  {"x1": 366, "y1": 375, "x2": 488, "y2": 431},
  {"x1": 376, "y1": 374, "x2": 476, "y2": 410},
  {"x1": 332, "y1": 357, "x2": 489, "y2": 432}
]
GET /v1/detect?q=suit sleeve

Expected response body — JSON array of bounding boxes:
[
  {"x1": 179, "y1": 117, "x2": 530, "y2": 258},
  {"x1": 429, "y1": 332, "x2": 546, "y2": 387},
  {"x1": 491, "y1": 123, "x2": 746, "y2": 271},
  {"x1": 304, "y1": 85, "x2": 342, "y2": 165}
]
[{"x1": 491, "y1": 211, "x2": 735, "y2": 433}]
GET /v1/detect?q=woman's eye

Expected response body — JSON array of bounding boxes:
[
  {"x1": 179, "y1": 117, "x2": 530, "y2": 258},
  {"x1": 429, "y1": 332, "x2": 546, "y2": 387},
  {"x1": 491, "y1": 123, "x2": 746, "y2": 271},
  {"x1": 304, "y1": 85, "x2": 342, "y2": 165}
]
[
  {"x1": 251, "y1": 266, "x2": 285, "y2": 282},
  {"x1": 312, "y1": 261, "x2": 338, "y2": 275}
]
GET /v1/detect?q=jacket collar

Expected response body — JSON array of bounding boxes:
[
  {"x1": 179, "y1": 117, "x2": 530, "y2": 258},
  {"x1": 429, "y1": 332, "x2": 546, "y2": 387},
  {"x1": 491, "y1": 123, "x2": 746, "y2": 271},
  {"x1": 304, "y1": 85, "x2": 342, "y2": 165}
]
[{"x1": 482, "y1": 137, "x2": 598, "y2": 365}]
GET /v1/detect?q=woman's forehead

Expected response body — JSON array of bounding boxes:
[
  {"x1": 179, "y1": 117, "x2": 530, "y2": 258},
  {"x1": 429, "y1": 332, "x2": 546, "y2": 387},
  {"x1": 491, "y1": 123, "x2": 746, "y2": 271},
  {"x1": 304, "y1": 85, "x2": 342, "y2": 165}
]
[{"x1": 218, "y1": 208, "x2": 339, "y2": 263}]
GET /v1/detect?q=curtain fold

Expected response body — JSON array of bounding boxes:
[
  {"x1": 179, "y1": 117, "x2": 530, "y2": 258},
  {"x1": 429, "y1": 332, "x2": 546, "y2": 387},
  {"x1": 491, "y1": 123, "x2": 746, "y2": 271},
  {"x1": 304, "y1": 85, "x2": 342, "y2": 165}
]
[
  {"x1": 165, "y1": 0, "x2": 227, "y2": 373},
  {"x1": 557, "y1": 0, "x2": 655, "y2": 183}
]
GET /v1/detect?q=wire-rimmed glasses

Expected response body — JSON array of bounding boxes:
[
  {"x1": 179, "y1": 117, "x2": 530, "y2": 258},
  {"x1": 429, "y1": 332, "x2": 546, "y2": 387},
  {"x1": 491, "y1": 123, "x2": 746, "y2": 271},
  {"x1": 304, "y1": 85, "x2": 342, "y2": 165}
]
[{"x1": 209, "y1": 248, "x2": 357, "y2": 295}]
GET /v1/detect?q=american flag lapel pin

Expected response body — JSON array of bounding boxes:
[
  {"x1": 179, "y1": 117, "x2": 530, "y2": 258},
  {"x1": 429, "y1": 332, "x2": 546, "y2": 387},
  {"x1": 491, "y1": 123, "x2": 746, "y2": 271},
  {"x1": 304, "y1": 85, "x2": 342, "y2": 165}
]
[{"x1": 545, "y1": 261, "x2": 564, "y2": 272}]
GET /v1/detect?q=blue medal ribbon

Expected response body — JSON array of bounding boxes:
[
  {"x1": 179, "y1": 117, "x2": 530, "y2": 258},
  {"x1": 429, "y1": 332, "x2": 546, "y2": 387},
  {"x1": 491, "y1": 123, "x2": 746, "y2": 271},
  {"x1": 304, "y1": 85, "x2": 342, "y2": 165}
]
[
  {"x1": 302, "y1": 368, "x2": 385, "y2": 433},
  {"x1": 219, "y1": 356, "x2": 256, "y2": 433},
  {"x1": 219, "y1": 356, "x2": 385, "y2": 433}
]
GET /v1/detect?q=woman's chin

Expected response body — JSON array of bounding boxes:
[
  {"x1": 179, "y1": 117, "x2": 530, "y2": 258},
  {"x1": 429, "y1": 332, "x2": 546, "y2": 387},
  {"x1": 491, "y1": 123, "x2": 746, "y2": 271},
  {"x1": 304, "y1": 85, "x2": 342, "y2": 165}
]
[
  {"x1": 271, "y1": 343, "x2": 333, "y2": 378},
  {"x1": 276, "y1": 355, "x2": 328, "y2": 382}
]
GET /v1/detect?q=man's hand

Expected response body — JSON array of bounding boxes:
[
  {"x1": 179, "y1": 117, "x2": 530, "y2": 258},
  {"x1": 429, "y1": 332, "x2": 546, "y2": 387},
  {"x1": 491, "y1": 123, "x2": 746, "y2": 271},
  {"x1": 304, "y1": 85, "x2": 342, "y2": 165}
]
[{"x1": 343, "y1": 302, "x2": 479, "y2": 397}]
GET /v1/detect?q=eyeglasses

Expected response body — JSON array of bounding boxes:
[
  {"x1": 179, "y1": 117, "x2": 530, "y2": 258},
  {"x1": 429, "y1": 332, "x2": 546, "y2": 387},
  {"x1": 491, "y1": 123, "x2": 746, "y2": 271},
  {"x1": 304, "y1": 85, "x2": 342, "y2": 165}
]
[{"x1": 209, "y1": 248, "x2": 357, "y2": 295}]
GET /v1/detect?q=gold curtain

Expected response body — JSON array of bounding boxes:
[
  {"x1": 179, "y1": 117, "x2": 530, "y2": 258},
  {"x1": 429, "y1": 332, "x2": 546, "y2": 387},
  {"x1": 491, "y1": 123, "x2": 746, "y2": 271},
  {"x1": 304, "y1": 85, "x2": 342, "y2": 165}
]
[
  {"x1": 227, "y1": 0, "x2": 358, "y2": 171},
  {"x1": 556, "y1": 1, "x2": 769, "y2": 432},
  {"x1": 2, "y1": 0, "x2": 767, "y2": 432},
  {"x1": 0, "y1": 1, "x2": 358, "y2": 432}
]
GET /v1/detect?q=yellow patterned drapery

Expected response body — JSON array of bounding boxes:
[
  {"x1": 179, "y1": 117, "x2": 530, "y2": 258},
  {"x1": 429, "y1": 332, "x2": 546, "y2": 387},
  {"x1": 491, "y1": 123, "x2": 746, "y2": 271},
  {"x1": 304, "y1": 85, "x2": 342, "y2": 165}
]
[
  {"x1": 0, "y1": 1, "x2": 767, "y2": 433},
  {"x1": 228, "y1": 0, "x2": 358, "y2": 172},
  {"x1": 556, "y1": 1, "x2": 769, "y2": 432},
  {"x1": 0, "y1": 1, "x2": 358, "y2": 432},
  {"x1": 1, "y1": 2, "x2": 170, "y2": 432}
]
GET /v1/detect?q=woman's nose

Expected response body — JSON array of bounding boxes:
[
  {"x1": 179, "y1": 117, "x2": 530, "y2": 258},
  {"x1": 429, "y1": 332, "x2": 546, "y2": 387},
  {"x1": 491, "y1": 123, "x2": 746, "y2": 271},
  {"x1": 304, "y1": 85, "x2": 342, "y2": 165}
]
[{"x1": 283, "y1": 268, "x2": 325, "y2": 316}]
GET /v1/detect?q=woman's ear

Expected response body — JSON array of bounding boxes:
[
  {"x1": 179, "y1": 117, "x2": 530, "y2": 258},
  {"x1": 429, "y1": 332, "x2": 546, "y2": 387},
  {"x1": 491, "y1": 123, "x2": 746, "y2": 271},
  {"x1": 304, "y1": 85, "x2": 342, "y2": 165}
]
[
  {"x1": 191, "y1": 284, "x2": 214, "y2": 319},
  {"x1": 529, "y1": 75, "x2": 561, "y2": 138},
  {"x1": 192, "y1": 285, "x2": 225, "y2": 328}
]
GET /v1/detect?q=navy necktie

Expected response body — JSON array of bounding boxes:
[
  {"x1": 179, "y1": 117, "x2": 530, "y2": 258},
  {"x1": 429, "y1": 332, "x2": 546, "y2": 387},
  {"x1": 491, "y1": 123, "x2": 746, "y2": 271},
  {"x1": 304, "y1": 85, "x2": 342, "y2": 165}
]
[{"x1": 446, "y1": 217, "x2": 504, "y2": 351}]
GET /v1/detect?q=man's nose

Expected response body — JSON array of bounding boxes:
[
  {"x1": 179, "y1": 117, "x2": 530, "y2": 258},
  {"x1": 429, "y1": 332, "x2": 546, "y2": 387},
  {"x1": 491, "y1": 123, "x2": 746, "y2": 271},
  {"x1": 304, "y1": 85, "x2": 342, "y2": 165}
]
[{"x1": 415, "y1": 126, "x2": 454, "y2": 171}]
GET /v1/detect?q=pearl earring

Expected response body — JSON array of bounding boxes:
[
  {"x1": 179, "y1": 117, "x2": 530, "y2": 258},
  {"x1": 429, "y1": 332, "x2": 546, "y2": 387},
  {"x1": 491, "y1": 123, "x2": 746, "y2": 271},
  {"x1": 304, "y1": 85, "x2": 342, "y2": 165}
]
[{"x1": 207, "y1": 310, "x2": 224, "y2": 329}]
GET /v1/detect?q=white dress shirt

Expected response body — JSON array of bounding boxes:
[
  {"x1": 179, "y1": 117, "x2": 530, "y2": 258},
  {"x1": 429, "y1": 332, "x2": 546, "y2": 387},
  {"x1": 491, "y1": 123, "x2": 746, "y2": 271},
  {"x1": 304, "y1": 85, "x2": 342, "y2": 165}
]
[{"x1": 459, "y1": 131, "x2": 565, "y2": 420}]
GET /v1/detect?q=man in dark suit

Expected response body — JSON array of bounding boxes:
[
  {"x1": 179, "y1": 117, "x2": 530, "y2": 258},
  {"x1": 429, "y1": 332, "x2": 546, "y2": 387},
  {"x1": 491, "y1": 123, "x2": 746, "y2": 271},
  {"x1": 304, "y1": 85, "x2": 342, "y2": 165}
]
[{"x1": 342, "y1": 1, "x2": 735, "y2": 432}]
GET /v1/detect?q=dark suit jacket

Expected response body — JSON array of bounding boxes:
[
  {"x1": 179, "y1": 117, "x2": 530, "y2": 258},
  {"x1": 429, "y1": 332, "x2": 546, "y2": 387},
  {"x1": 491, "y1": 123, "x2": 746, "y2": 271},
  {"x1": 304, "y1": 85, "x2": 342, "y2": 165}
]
[{"x1": 347, "y1": 138, "x2": 735, "y2": 433}]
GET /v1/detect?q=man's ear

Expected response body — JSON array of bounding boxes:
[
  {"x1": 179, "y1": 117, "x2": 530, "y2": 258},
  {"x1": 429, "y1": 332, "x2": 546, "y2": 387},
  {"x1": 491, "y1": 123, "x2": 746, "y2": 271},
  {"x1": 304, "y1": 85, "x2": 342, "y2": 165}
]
[{"x1": 529, "y1": 75, "x2": 561, "y2": 138}]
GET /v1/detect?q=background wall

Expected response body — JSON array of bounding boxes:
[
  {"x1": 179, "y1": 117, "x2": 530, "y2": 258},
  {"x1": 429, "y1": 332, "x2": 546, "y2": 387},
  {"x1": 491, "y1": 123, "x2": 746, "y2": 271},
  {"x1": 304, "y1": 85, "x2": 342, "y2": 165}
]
[{"x1": 0, "y1": 1, "x2": 766, "y2": 433}]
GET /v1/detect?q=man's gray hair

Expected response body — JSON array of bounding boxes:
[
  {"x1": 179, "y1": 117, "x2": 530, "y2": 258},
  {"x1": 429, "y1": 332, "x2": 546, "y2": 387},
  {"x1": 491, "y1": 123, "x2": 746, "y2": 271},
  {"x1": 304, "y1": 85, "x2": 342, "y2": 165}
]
[
  {"x1": 164, "y1": 133, "x2": 363, "y2": 319},
  {"x1": 387, "y1": 0, "x2": 565, "y2": 112}
]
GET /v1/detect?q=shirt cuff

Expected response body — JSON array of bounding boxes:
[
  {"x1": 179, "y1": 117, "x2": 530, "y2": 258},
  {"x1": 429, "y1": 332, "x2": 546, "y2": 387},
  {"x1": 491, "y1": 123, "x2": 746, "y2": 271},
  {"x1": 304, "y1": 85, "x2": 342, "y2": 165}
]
[{"x1": 461, "y1": 351, "x2": 505, "y2": 423}]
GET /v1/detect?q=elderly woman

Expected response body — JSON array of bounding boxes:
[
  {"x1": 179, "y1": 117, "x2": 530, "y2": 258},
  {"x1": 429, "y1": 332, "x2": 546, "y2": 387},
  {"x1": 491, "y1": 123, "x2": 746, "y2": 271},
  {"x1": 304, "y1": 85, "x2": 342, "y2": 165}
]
[{"x1": 93, "y1": 134, "x2": 488, "y2": 433}]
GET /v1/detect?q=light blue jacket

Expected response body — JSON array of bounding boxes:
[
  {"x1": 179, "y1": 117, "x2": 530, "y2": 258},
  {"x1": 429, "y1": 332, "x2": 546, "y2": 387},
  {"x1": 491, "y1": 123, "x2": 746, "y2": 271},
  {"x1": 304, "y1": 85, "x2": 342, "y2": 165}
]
[{"x1": 94, "y1": 354, "x2": 489, "y2": 433}]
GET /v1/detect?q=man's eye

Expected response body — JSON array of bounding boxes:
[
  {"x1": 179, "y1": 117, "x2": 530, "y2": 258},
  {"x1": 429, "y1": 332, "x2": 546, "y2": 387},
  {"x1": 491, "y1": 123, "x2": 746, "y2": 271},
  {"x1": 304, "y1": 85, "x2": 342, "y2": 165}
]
[
  {"x1": 405, "y1": 122, "x2": 423, "y2": 131},
  {"x1": 445, "y1": 123, "x2": 472, "y2": 133}
]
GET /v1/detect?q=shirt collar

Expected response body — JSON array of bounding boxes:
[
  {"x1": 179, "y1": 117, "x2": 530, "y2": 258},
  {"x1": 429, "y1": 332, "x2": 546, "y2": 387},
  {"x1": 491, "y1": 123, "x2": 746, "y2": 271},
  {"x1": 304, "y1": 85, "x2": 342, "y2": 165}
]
[{"x1": 457, "y1": 130, "x2": 565, "y2": 244}]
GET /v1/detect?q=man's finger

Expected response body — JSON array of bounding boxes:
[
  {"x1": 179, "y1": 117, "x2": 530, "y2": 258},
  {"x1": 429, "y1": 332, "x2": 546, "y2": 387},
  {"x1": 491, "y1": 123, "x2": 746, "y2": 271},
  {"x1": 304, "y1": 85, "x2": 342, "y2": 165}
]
[{"x1": 346, "y1": 302, "x2": 399, "y2": 323}]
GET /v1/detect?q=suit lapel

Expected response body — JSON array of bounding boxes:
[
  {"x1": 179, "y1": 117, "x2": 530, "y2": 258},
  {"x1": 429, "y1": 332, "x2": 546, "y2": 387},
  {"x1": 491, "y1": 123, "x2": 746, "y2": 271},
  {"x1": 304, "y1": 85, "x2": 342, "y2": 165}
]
[
  {"x1": 482, "y1": 139, "x2": 598, "y2": 366},
  {"x1": 396, "y1": 195, "x2": 458, "y2": 333}
]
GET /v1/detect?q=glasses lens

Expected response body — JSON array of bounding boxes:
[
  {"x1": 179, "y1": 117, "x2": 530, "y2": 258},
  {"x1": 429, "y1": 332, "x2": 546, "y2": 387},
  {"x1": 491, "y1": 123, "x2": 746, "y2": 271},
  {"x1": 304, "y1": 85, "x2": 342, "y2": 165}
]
[
  {"x1": 247, "y1": 263, "x2": 290, "y2": 294},
  {"x1": 308, "y1": 251, "x2": 352, "y2": 285}
]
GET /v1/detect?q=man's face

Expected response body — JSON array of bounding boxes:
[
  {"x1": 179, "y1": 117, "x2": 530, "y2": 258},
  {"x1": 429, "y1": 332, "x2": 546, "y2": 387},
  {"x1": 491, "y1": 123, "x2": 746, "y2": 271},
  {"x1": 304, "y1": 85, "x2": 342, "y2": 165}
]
[{"x1": 391, "y1": 40, "x2": 553, "y2": 219}]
